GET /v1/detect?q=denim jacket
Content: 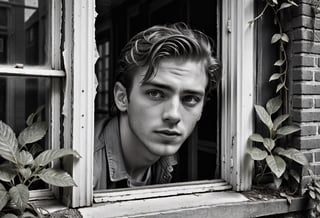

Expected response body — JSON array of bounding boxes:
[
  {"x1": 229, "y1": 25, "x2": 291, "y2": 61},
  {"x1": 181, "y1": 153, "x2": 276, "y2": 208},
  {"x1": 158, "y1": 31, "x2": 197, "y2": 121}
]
[{"x1": 93, "y1": 117, "x2": 178, "y2": 190}]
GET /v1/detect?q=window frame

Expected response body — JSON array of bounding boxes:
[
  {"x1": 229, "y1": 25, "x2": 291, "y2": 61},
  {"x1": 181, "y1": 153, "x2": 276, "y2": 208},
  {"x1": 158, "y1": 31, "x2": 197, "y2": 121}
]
[
  {"x1": 0, "y1": 0, "x2": 64, "y2": 199},
  {"x1": 66, "y1": 0, "x2": 255, "y2": 208}
]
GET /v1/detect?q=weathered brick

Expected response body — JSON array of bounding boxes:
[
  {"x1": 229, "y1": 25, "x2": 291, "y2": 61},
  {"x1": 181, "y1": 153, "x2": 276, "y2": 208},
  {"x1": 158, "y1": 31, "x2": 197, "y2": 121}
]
[
  {"x1": 315, "y1": 72, "x2": 320, "y2": 81},
  {"x1": 293, "y1": 136, "x2": 320, "y2": 149},
  {"x1": 292, "y1": 28, "x2": 320, "y2": 42},
  {"x1": 292, "y1": 83, "x2": 320, "y2": 94},
  {"x1": 292, "y1": 2, "x2": 314, "y2": 17},
  {"x1": 292, "y1": 110, "x2": 320, "y2": 122},
  {"x1": 292, "y1": 96, "x2": 314, "y2": 108},
  {"x1": 293, "y1": 41, "x2": 320, "y2": 54},
  {"x1": 303, "y1": 151, "x2": 314, "y2": 162},
  {"x1": 292, "y1": 68, "x2": 313, "y2": 81},
  {"x1": 315, "y1": 151, "x2": 320, "y2": 162},
  {"x1": 315, "y1": 98, "x2": 320, "y2": 107},
  {"x1": 292, "y1": 16, "x2": 320, "y2": 30},
  {"x1": 291, "y1": 55, "x2": 315, "y2": 67},
  {"x1": 297, "y1": 124, "x2": 318, "y2": 135}
]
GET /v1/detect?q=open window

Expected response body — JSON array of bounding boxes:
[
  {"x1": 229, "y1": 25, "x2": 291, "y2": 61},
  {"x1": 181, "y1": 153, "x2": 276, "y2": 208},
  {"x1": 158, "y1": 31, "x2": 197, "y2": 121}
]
[
  {"x1": 0, "y1": 0, "x2": 254, "y2": 209},
  {"x1": 91, "y1": 0, "x2": 254, "y2": 204},
  {"x1": 0, "y1": 0, "x2": 63, "y2": 198}
]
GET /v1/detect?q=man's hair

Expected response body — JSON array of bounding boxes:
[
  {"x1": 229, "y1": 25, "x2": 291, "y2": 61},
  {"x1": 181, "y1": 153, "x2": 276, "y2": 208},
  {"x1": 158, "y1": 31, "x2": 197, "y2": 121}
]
[{"x1": 114, "y1": 22, "x2": 221, "y2": 110}]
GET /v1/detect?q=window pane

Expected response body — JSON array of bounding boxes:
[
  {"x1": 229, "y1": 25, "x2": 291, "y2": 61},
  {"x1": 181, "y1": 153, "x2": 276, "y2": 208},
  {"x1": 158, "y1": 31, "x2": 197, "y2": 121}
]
[
  {"x1": 0, "y1": 75, "x2": 50, "y2": 143},
  {"x1": 0, "y1": 0, "x2": 49, "y2": 65},
  {"x1": 0, "y1": 75, "x2": 51, "y2": 189}
]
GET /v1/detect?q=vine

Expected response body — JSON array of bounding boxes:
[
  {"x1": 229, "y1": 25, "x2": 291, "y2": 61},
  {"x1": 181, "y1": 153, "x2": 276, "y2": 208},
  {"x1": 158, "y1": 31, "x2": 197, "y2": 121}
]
[{"x1": 247, "y1": 0, "x2": 308, "y2": 195}]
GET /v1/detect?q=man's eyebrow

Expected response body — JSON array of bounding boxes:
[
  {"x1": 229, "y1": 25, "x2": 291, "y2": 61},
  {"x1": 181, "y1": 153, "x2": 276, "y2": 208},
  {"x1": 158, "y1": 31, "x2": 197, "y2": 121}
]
[{"x1": 141, "y1": 81, "x2": 205, "y2": 96}]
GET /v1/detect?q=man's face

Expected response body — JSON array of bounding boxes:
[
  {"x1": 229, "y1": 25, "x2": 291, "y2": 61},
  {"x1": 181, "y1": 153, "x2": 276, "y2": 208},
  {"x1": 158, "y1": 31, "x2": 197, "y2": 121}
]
[{"x1": 125, "y1": 58, "x2": 208, "y2": 157}]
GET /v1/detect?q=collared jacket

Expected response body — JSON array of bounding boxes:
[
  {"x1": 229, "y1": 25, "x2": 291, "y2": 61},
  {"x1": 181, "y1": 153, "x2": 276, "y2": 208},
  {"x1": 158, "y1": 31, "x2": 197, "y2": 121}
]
[{"x1": 93, "y1": 116, "x2": 178, "y2": 190}]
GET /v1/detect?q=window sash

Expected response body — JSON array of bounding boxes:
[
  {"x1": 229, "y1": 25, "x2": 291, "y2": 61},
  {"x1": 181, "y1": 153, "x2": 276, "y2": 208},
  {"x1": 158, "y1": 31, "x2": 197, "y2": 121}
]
[
  {"x1": 0, "y1": 67, "x2": 65, "y2": 77},
  {"x1": 0, "y1": 0, "x2": 63, "y2": 199},
  {"x1": 68, "y1": 0, "x2": 254, "y2": 208},
  {"x1": 94, "y1": 179, "x2": 232, "y2": 203}
]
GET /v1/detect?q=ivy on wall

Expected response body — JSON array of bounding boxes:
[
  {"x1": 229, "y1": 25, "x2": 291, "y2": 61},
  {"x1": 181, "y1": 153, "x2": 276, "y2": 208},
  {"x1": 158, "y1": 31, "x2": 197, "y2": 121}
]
[{"x1": 247, "y1": 0, "x2": 308, "y2": 194}]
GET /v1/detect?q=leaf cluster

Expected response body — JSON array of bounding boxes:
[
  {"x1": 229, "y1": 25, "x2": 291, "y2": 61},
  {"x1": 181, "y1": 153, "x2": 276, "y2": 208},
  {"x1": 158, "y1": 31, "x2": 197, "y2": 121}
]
[
  {"x1": 247, "y1": 96, "x2": 308, "y2": 189},
  {"x1": 306, "y1": 169, "x2": 320, "y2": 218},
  {"x1": 0, "y1": 106, "x2": 80, "y2": 217}
]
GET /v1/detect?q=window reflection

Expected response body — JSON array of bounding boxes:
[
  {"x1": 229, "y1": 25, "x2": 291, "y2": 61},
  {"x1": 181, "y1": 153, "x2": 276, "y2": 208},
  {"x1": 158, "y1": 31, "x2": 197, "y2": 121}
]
[{"x1": 0, "y1": 0, "x2": 49, "y2": 65}]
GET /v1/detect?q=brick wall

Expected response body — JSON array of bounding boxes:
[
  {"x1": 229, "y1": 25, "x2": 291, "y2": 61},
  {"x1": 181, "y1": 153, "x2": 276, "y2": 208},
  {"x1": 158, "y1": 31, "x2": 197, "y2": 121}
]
[{"x1": 287, "y1": 0, "x2": 320, "y2": 188}]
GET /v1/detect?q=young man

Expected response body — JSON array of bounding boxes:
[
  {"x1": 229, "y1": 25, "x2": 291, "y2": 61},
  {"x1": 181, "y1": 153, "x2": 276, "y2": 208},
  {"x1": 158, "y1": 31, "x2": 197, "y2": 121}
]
[{"x1": 94, "y1": 23, "x2": 221, "y2": 189}]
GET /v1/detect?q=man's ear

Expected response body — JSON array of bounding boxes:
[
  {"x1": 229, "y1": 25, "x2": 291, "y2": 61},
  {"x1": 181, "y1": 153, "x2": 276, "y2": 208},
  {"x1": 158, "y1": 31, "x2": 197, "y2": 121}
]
[{"x1": 114, "y1": 82, "x2": 128, "y2": 112}]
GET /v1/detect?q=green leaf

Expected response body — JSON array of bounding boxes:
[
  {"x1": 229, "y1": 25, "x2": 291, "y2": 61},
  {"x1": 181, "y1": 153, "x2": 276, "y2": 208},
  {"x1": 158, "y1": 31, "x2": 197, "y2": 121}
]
[
  {"x1": 271, "y1": 33, "x2": 281, "y2": 44},
  {"x1": 266, "y1": 95, "x2": 282, "y2": 115},
  {"x1": 28, "y1": 143, "x2": 44, "y2": 157},
  {"x1": 274, "y1": 59, "x2": 285, "y2": 66},
  {"x1": 0, "y1": 183, "x2": 9, "y2": 211},
  {"x1": 281, "y1": 33, "x2": 289, "y2": 43},
  {"x1": 289, "y1": 169, "x2": 300, "y2": 183},
  {"x1": 273, "y1": 114, "x2": 290, "y2": 131},
  {"x1": 0, "y1": 163, "x2": 17, "y2": 182},
  {"x1": 249, "y1": 133, "x2": 264, "y2": 143},
  {"x1": 309, "y1": 189, "x2": 316, "y2": 199},
  {"x1": 17, "y1": 150, "x2": 33, "y2": 166},
  {"x1": 34, "y1": 148, "x2": 81, "y2": 167},
  {"x1": 272, "y1": 0, "x2": 278, "y2": 4},
  {"x1": 0, "y1": 121, "x2": 18, "y2": 163},
  {"x1": 269, "y1": 73, "x2": 283, "y2": 82},
  {"x1": 276, "y1": 81, "x2": 286, "y2": 93},
  {"x1": 18, "y1": 122, "x2": 47, "y2": 147},
  {"x1": 26, "y1": 105, "x2": 45, "y2": 126},
  {"x1": 1, "y1": 214, "x2": 18, "y2": 218},
  {"x1": 39, "y1": 168, "x2": 77, "y2": 187},
  {"x1": 266, "y1": 155, "x2": 286, "y2": 178},
  {"x1": 263, "y1": 138, "x2": 275, "y2": 152},
  {"x1": 274, "y1": 176, "x2": 283, "y2": 189},
  {"x1": 254, "y1": 105, "x2": 273, "y2": 130},
  {"x1": 247, "y1": 147, "x2": 268, "y2": 160},
  {"x1": 279, "y1": 2, "x2": 293, "y2": 11},
  {"x1": 277, "y1": 148, "x2": 309, "y2": 165},
  {"x1": 277, "y1": 125, "x2": 300, "y2": 136},
  {"x1": 287, "y1": 0, "x2": 298, "y2": 7},
  {"x1": 19, "y1": 168, "x2": 32, "y2": 181},
  {"x1": 9, "y1": 184, "x2": 29, "y2": 211}
]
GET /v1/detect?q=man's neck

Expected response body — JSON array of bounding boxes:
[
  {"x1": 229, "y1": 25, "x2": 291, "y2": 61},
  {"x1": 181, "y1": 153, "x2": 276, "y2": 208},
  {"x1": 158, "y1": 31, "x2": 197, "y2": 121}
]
[{"x1": 119, "y1": 114, "x2": 160, "y2": 180}]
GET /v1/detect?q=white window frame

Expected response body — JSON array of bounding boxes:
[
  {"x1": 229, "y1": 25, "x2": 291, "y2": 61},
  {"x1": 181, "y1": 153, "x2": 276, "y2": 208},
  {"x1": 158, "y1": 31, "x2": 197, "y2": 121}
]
[
  {"x1": 0, "y1": 0, "x2": 64, "y2": 200},
  {"x1": 66, "y1": 0, "x2": 254, "y2": 208}
]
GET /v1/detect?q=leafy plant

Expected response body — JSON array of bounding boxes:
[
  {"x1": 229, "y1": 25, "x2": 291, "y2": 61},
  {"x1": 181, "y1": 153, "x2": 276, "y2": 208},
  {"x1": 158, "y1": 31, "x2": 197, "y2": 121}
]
[
  {"x1": 0, "y1": 106, "x2": 80, "y2": 217},
  {"x1": 306, "y1": 169, "x2": 320, "y2": 218},
  {"x1": 247, "y1": 0, "x2": 310, "y2": 194},
  {"x1": 248, "y1": 96, "x2": 308, "y2": 190}
]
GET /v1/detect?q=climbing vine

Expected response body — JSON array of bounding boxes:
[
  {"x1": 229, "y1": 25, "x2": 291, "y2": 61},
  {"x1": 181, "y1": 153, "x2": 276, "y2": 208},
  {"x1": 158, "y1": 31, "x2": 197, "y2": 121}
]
[{"x1": 247, "y1": 0, "x2": 308, "y2": 194}]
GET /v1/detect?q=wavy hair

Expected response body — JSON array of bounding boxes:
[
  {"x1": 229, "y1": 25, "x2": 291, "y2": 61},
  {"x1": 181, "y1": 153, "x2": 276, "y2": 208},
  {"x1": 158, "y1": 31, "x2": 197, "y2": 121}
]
[{"x1": 116, "y1": 22, "x2": 221, "y2": 98}]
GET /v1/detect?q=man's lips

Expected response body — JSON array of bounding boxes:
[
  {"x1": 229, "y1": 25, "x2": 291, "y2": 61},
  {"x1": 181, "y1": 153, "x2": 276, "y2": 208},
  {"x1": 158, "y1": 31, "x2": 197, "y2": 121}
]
[{"x1": 154, "y1": 129, "x2": 182, "y2": 136}]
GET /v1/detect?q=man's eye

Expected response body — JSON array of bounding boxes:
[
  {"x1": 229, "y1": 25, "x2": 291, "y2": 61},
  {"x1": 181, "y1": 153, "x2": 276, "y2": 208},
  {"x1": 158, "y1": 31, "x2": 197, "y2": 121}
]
[
  {"x1": 182, "y1": 95, "x2": 201, "y2": 106},
  {"x1": 146, "y1": 90, "x2": 164, "y2": 100}
]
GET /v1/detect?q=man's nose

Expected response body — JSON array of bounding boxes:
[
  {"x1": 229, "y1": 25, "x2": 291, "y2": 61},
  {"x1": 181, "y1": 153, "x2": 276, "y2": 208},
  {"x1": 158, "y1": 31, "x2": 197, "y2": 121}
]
[{"x1": 162, "y1": 97, "x2": 181, "y2": 125}]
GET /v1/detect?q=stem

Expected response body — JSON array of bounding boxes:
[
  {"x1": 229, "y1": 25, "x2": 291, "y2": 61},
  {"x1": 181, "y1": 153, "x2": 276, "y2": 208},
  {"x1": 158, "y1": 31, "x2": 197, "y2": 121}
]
[{"x1": 249, "y1": 3, "x2": 269, "y2": 24}]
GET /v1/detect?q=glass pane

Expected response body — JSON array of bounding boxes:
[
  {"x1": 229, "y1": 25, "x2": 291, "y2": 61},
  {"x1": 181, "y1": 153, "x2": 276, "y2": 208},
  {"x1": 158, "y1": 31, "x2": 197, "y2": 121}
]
[
  {"x1": 0, "y1": 75, "x2": 51, "y2": 189},
  {"x1": 0, "y1": 0, "x2": 49, "y2": 65}
]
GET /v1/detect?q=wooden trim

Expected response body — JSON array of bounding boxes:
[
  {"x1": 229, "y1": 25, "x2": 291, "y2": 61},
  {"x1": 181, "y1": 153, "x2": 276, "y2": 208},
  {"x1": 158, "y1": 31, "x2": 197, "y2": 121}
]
[
  {"x1": 0, "y1": 67, "x2": 65, "y2": 77},
  {"x1": 94, "y1": 179, "x2": 232, "y2": 203},
  {"x1": 220, "y1": 0, "x2": 254, "y2": 191},
  {"x1": 63, "y1": 0, "x2": 96, "y2": 208}
]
